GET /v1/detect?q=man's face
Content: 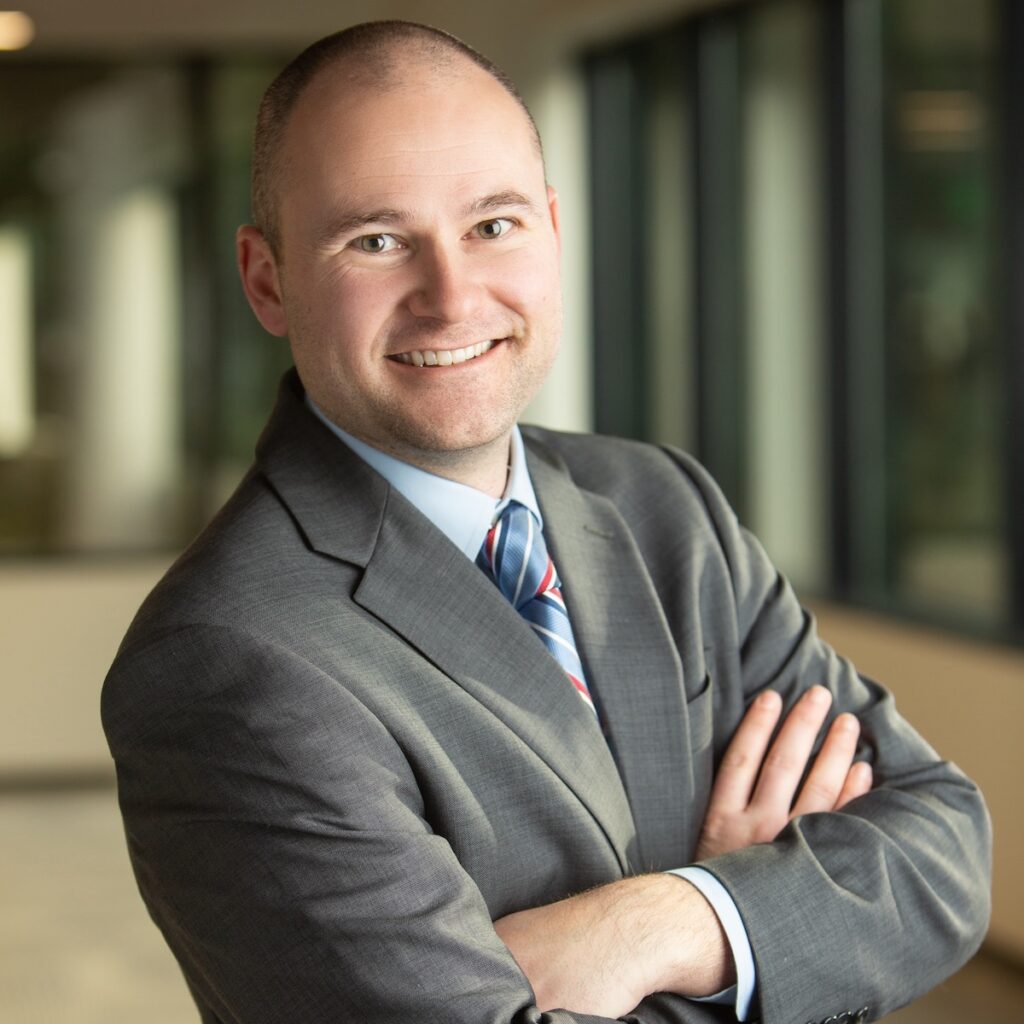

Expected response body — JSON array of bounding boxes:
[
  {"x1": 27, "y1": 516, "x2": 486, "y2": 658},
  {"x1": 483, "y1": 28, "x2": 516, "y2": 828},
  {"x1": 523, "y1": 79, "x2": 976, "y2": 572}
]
[{"x1": 243, "y1": 60, "x2": 563, "y2": 483}]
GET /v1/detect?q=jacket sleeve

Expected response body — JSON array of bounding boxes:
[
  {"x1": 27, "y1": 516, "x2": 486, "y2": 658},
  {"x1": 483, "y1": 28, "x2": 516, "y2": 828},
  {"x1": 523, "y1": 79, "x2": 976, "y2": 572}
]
[
  {"x1": 662, "y1": 446, "x2": 992, "y2": 1024},
  {"x1": 102, "y1": 623, "x2": 728, "y2": 1024}
]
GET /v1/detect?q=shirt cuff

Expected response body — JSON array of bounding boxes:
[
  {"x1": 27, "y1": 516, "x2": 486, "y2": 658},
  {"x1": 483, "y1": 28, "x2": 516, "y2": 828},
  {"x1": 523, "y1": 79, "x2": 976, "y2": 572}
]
[{"x1": 668, "y1": 866, "x2": 756, "y2": 1022}]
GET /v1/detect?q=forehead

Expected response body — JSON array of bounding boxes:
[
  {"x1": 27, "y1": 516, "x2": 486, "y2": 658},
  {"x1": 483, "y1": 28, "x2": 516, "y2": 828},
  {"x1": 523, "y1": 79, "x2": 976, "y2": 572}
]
[{"x1": 279, "y1": 60, "x2": 545, "y2": 218}]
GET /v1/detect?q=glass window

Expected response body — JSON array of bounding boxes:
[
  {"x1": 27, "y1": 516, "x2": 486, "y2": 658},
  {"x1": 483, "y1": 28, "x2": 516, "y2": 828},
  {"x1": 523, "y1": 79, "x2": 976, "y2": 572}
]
[
  {"x1": 0, "y1": 58, "x2": 287, "y2": 556},
  {"x1": 882, "y1": 0, "x2": 1006, "y2": 623},
  {"x1": 585, "y1": 0, "x2": 1018, "y2": 636}
]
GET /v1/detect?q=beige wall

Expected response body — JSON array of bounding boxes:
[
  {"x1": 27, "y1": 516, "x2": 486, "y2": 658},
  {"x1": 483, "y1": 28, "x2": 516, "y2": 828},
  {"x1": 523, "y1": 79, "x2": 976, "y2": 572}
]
[
  {"x1": 0, "y1": 560, "x2": 171, "y2": 778},
  {"x1": 812, "y1": 601, "x2": 1023, "y2": 961}
]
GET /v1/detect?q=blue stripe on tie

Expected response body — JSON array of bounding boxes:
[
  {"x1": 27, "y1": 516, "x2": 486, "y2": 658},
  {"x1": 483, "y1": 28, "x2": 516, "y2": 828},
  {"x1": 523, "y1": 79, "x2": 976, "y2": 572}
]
[{"x1": 478, "y1": 501, "x2": 598, "y2": 719}]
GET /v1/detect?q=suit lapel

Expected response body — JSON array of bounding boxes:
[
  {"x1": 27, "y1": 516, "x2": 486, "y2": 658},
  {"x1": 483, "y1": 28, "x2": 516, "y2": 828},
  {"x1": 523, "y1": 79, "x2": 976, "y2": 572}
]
[
  {"x1": 525, "y1": 434, "x2": 699, "y2": 872},
  {"x1": 256, "y1": 374, "x2": 637, "y2": 874},
  {"x1": 352, "y1": 491, "x2": 637, "y2": 875}
]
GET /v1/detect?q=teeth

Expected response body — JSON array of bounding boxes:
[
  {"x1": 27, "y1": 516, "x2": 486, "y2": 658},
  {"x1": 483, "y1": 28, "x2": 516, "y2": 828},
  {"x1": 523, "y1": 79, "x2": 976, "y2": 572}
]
[{"x1": 395, "y1": 339, "x2": 497, "y2": 367}]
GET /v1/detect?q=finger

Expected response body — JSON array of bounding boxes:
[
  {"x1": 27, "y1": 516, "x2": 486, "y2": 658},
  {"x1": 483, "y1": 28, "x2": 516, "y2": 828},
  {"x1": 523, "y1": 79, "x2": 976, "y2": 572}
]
[
  {"x1": 790, "y1": 712, "x2": 860, "y2": 817},
  {"x1": 705, "y1": 689, "x2": 784, "y2": 813},
  {"x1": 750, "y1": 685, "x2": 833, "y2": 812},
  {"x1": 834, "y1": 760, "x2": 873, "y2": 810}
]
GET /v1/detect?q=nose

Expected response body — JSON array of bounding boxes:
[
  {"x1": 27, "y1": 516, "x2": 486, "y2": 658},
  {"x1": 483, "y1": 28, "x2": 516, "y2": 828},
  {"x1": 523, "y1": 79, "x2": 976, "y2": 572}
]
[{"x1": 405, "y1": 242, "x2": 482, "y2": 323}]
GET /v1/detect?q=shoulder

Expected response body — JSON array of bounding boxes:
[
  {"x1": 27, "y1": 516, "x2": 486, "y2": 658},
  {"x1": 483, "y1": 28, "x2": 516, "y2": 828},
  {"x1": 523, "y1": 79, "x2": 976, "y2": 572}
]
[
  {"x1": 101, "y1": 465, "x2": 371, "y2": 746},
  {"x1": 520, "y1": 425, "x2": 738, "y2": 532},
  {"x1": 110, "y1": 460, "x2": 366, "y2": 675},
  {"x1": 126, "y1": 471, "x2": 304, "y2": 626},
  {"x1": 519, "y1": 425, "x2": 768, "y2": 621}
]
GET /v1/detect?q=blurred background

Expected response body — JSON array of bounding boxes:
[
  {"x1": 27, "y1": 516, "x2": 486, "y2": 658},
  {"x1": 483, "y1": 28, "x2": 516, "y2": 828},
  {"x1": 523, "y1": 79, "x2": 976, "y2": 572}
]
[{"x1": 1, "y1": 0, "x2": 1021, "y2": 1020}]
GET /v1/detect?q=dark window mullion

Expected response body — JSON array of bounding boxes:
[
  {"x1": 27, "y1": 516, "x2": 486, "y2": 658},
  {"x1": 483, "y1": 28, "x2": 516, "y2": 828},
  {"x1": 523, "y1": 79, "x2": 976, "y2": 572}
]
[
  {"x1": 587, "y1": 48, "x2": 648, "y2": 441},
  {"x1": 692, "y1": 12, "x2": 747, "y2": 516},
  {"x1": 842, "y1": 0, "x2": 889, "y2": 603},
  {"x1": 1002, "y1": 0, "x2": 1024, "y2": 636},
  {"x1": 824, "y1": 0, "x2": 851, "y2": 598}
]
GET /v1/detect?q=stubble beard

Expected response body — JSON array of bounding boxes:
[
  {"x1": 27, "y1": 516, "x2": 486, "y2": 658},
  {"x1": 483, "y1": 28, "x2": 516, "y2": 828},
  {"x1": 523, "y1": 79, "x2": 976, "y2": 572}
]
[
  {"x1": 362, "y1": 352, "x2": 546, "y2": 476},
  {"x1": 303, "y1": 343, "x2": 553, "y2": 486}
]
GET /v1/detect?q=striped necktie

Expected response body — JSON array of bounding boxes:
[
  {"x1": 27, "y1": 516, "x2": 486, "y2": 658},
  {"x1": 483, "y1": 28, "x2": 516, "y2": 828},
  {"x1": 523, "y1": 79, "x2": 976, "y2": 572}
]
[{"x1": 477, "y1": 501, "x2": 598, "y2": 718}]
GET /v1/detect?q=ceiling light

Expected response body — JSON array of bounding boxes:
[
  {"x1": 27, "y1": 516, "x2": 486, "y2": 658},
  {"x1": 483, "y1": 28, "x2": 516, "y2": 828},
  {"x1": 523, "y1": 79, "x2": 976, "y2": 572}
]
[{"x1": 0, "y1": 11, "x2": 35, "y2": 51}]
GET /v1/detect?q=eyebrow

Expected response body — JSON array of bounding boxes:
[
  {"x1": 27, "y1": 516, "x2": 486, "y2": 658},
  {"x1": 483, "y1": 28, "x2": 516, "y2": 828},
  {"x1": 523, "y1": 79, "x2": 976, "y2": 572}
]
[
  {"x1": 315, "y1": 208, "x2": 408, "y2": 249},
  {"x1": 315, "y1": 190, "x2": 541, "y2": 249},
  {"x1": 465, "y1": 190, "x2": 539, "y2": 218}
]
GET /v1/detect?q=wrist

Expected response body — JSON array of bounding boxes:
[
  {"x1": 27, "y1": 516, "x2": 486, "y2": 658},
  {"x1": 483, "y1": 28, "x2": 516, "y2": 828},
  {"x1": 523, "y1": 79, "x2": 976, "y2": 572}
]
[{"x1": 637, "y1": 874, "x2": 735, "y2": 998}]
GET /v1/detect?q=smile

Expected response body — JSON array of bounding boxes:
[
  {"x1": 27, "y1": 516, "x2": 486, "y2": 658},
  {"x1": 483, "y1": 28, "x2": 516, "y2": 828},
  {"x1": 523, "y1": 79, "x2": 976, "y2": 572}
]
[{"x1": 391, "y1": 339, "x2": 497, "y2": 367}]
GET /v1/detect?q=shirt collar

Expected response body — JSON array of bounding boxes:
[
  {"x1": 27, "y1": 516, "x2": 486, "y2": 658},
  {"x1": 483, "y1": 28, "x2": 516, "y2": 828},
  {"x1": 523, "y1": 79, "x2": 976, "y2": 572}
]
[{"x1": 305, "y1": 396, "x2": 541, "y2": 560}]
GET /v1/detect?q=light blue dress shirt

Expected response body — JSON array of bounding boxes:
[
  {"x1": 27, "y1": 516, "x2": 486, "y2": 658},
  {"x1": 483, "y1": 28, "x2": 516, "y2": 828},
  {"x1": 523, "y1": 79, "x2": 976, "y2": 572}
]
[{"x1": 306, "y1": 398, "x2": 755, "y2": 1020}]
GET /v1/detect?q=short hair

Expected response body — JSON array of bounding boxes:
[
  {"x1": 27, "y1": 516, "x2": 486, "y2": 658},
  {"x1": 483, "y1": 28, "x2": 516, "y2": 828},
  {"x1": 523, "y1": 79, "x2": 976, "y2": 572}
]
[{"x1": 251, "y1": 20, "x2": 542, "y2": 256}]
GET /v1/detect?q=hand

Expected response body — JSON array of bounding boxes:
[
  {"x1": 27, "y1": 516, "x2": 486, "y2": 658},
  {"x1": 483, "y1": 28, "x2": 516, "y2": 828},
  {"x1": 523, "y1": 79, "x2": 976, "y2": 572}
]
[
  {"x1": 695, "y1": 685, "x2": 872, "y2": 861},
  {"x1": 494, "y1": 874, "x2": 732, "y2": 1016}
]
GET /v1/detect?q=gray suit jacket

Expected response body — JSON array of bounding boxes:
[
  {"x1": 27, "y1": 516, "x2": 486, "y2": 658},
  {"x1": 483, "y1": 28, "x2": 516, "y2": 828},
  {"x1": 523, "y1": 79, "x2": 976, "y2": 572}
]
[{"x1": 102, "y1": 370, "x2": 990, "y2": 1024}]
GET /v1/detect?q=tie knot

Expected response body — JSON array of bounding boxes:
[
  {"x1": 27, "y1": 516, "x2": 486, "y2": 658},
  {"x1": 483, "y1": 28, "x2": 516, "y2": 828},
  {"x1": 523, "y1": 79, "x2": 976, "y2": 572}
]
[
  {"x1": 479, "y1": 501, "x2": 555, "y2": 610},
  {"x1": 496, "y1": 499, "x2": 535, "y2": 534}
]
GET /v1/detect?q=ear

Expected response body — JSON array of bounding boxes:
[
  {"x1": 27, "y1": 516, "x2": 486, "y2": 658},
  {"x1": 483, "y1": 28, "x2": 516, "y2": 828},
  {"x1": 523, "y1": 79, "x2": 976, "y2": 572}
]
[
  {"x1": 236, "y1": 225, "x2": 288, "y2": 337},
  {"x1": 546, "y1": 184, "x2": 562, "y2": 258}
]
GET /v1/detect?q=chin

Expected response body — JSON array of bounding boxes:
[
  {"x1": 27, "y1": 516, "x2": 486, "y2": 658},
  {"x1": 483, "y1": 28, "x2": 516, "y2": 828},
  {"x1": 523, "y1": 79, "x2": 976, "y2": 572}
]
[{"x1": 398, "y1": 421, "x2": 512, "y2": 460}]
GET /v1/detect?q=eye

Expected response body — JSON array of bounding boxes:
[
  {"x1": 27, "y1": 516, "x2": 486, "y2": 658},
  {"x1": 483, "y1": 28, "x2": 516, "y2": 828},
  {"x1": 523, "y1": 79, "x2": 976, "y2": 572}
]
[
  {"x1": 475, "y1": 218, "x2": 515, "y2": 240},
  {"x1": 355, "y1": 233, "x2": 401, "y2": 254}
]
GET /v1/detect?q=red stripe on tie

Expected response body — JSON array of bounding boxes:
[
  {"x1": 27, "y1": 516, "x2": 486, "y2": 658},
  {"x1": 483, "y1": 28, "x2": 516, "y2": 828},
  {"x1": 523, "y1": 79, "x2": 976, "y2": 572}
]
[
  {"x1": 567, "y1": 673, "x2": 595, "y2": 708},
  {"x1": 536, "y1": 558, "x2": 556, "y2": 597},
  {"x1": 486, "y1": 522, "x2": 499, "y2": 566}
]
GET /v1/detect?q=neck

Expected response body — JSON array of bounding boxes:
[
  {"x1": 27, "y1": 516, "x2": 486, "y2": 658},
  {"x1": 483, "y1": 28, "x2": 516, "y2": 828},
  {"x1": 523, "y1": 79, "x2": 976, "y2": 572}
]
[
  {"x1": 389, "y1": 435, "x2": 512, "y2": 497},
  {"x1": 301, "y1": 393, "x2": 514, "y2": 497}
]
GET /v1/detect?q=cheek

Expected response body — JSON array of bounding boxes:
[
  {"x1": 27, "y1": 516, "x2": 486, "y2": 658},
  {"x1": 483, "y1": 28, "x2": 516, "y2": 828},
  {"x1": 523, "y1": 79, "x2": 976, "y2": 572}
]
[
  {"x1": 299, "y1": 269, "x2": 400, "y2": 356},
  {"x1": 494, "y1": 247, "x2": 562, "y2": 320}
]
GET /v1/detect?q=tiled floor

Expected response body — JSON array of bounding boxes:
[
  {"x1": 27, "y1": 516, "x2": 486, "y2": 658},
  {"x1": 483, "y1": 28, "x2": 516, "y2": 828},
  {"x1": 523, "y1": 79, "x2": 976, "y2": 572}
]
[
  {"x1": 1, "y1": 789, "x2": 195, "y2": 1024},
  {"x1": 1, "y1": 789, "x2": 1018, "y2": 1023},
  {"x1": 887, "y1": 953, "x2": 1023, "y2": 1024}
]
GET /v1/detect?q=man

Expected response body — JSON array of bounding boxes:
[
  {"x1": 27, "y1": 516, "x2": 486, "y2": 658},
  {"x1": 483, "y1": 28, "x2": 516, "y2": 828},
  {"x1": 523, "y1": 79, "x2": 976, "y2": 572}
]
[{"x1": 101, "y1": 21, "x2": 991, "y2": 1024}]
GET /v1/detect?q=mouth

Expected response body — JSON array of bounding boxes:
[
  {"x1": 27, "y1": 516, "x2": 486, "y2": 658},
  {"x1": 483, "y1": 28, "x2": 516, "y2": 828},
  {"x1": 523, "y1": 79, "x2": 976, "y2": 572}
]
[{"x1": 389, "y1": 338, "x2": 501, "y2": 367}]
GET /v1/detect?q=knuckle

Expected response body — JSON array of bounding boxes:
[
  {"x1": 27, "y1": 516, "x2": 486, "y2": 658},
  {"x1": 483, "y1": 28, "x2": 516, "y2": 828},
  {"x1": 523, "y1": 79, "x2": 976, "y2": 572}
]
[
  {"x1": 752, "y1": 815, "x2": 785, "y2": 843},
  {"x1": 763, "y1": 749, "x2": 802, "y2": 773},
  {"x1": 721, "y1": 748, "x2": 754, "y2": 772},
  {"x1": 701, "y1": 812, "x2": 727, "y2": 837},
  {"x1": 793, "y1": 702, "x2": 827, "y2": 725},
  {"x1": 800, "y1": 779, "x2": 837, "y2": 806}
]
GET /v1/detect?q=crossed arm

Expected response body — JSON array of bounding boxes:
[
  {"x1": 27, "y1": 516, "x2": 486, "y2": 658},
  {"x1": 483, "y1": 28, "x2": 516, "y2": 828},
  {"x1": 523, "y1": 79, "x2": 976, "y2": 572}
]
[
  {"x1": 494, "y1": 685, "x2": 873, "y2": 1018},
  {"x1": 106, "y1": 615, "x2": 988, "y2": 1024}
]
